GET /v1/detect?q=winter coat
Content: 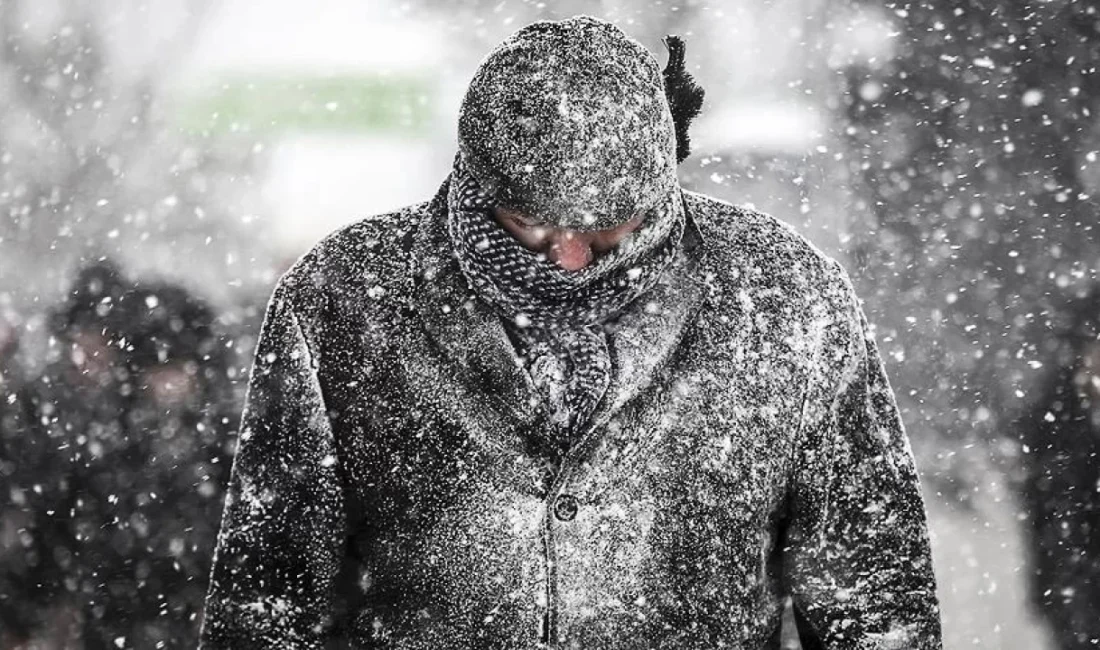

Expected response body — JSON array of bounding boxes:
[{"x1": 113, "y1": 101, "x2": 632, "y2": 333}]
[{"x1": 200, "y1": 178, "x2": 943, "y2": 649}]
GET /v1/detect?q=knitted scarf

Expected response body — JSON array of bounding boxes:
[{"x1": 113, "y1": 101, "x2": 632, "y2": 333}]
[{"x1": 447, "y1": 160, "x2": 685, "y2": 447}]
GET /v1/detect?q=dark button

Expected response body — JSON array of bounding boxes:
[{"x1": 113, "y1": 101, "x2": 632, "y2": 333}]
[{"x1": 553, "y1": 494, "x2": 579, "y2": 522}]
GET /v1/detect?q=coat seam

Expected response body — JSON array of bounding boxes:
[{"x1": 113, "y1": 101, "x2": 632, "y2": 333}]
[
  {"x1": 788, "y1": 302, "x2": 826, "y2": 511},
  {"x1": 285, "y1": 297, "x2": 331, "y2": 423}
]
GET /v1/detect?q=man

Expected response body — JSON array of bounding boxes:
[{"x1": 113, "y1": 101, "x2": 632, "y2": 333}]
[
  {"x1": 2, "y1": 265, "x2": 237, "y2": 649},
  {"x1": 1, "y1": 261, "x2": 133, "y2": 647},
  {"x1": 201, "y1": 16, "x2": 942, "y2": 649},
  {"x1": 59, "y1": 279, "x2": 235, "y2": 649}
]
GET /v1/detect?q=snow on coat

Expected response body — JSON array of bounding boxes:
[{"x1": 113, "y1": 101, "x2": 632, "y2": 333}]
[{"x1": 199, "y1": 178, "x2": 943, "y2": 649}]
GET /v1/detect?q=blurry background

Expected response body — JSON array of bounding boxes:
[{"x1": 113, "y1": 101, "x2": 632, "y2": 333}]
[{"x1": 3, "y1": 0, "x2": 1099, "y2": 648}]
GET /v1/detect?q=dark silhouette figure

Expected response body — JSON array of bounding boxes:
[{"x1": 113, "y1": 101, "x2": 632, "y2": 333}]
[
  {"x1": 1017, "y1": 293, "x2": 1100, "y2": 649},
  {"x1": 1, "y1": 260, "x2": 133, "y2": 646},
  {"x1": 1, "y1": 262, "x2": 238, "y2": 649}
]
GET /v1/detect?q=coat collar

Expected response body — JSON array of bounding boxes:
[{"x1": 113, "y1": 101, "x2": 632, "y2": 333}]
[{"x1": 407, "y1": 175, "x2": 710, "y2": 439}]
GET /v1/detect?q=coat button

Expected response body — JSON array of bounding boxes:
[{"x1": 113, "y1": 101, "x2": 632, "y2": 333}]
[{"x1": 553, "y1": 494, "x2": 579, "y2": 522}]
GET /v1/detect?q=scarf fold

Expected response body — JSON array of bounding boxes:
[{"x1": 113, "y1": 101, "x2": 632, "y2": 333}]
[{"x1": 446, "y1": 160, "x2": 685, "y2": 447}]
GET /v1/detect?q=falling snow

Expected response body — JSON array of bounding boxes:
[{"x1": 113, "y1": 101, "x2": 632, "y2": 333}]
[{"x1": 2, "y1": 2, "x2": 1098, "y2": 649}]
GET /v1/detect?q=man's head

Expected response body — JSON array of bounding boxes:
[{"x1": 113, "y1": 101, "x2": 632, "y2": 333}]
[
  {"x1": 121, "y1": 281, "x2": 224, "y2": 411},
  {"x1": 457, "y1": 16, "x2": 680, "y2": 234},
  {"x1": 49, "y1": 260, "x2": 131, "y2": 388}
]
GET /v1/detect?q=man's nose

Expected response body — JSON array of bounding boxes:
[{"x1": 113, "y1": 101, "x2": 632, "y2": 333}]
[{"x1": 548, "y1": 231, "x2": 593, "y2": 271}]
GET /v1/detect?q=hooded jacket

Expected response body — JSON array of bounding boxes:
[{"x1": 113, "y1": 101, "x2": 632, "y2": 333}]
[{"x1": 201, "y1": 15, "x2": 941, "y2": 650}]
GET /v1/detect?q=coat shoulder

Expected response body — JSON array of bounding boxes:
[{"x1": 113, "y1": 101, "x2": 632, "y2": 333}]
[
  {"x1": 274, "y1": 201, "x2": 429, "y2": 318},
  {"x1": 685, "y1": 191, "x2": 853, "y2": 307}
]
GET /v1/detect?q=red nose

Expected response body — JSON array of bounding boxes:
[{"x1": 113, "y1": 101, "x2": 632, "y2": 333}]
[{"x1": 549, "y1": 234, "x2": 593, "y2": 271}]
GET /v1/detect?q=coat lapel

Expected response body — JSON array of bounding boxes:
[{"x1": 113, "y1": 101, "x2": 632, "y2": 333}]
[
  {"x1": 409, "y1": 177, "x2": 548, "y2": 432},
  {"x1": 579, "y1": 201, "x2": 709, "y2": 438}
]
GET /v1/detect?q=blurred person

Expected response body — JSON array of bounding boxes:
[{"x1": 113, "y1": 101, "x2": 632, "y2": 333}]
[
  {"x1": 0, "y1": 264, "x2": 237, "y2": 649},
  {"x1": 0, "y1": 260, "x2": 133, "y2": 648},
  {"x1": 201, "y1": 17, "x2": 942, "y2": 649},
  {"x1": 1015, "y1": 293, "x2": 1100, "y2": 649},
  {"x1": 53, "y1": 279, "x2": 236, "y2": 649}
]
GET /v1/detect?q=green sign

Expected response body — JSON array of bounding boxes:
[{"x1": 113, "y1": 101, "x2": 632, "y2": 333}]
[{"x1": 180, "y1": 74, "x2": 434, "y2": 135}]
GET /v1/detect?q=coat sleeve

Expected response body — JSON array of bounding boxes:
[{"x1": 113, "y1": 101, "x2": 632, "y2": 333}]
[
  {"x1": 199, "y1": 281, "x2": 345, "y2": 649},
  {"x1": 784, "y1": 260, "x2": 943, "y2": 649}
]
